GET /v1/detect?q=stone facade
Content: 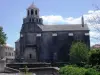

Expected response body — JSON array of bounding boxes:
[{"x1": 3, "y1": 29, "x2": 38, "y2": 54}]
[{"x1": 15, "y1": 3, "x2": 90, "y2": 63}]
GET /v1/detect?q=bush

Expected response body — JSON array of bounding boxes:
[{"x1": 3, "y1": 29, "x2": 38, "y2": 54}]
[
  {"x1": 85, "y1": 68, "x2": 100, "y2": 75},
  {"x1": 84, "y1": 64, "x2": 92, "y2": 69},
  {"x1": 59, "y1": 65, "x2": 100, "y2": 75},
  {"x1": 59, "y1": 65, "x2": 86, "y2": 75},
  {"x1": 92, "y1": 65, "x2": 100, "y2": 71}
]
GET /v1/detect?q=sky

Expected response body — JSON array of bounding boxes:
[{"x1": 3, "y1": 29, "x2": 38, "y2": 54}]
[{"x1": 0, "y1": 0, "x2": 100, "y2": 48}]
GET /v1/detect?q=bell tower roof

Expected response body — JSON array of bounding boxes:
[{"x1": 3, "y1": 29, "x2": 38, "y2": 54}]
[{"x1": 27, "y1": 3, "x2": 39, "y2": 10}]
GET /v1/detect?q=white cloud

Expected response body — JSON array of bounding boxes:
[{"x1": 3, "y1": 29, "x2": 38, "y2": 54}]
[
  {"x1": 41, "y1": 15, "x2": 66, "y2": 24},
  {"x1": 41, "y1": 10, "x2": 100, "y2": 46},
  {"x1": 90, "y1": 31, "x2": 100, "y2": 38},
  {"x1": 41, "y1": 16, "x2": 81, "y2": 24},
  {"x1": 88, "y1": 10, "x2": 95, "y2": 14},
  {"x1": 65, "y1": 17, "x2": 81, "y2": 24},
  {"x1": 41, "y1": 10, "x2": 100, "y2": 25}
]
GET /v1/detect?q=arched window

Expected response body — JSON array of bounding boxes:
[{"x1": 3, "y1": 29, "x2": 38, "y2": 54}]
[
  {"x1": 31, "y1": 9, "x2": 33, "y2": 15},
  {"x1": 35, "y1": 10, "x2": 37, "y2": 15}
]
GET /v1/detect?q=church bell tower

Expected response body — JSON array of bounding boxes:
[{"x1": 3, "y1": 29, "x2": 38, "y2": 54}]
[{"x1": 23, "y1": 3, "x2": 43, "y2": 24}]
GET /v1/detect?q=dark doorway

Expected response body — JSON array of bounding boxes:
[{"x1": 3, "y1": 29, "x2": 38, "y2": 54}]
[{"x1": 29, "y1": 54, "x2": 32, "y2": 59}]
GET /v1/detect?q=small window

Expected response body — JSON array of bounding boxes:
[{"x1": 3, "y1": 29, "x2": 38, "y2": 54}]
[
  {"x1": 68, "y1": 33, "x2": 73, "y2": 36},
  {"x1": 37, "y1": 33, "x2": 41, "y2": 37},
  {"x1": 52, "y1": 33, "x2": 57, "y2": 36}
]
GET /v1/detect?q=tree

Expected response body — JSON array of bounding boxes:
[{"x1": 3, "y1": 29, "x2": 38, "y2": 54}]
[
  {"x1": 0, "y1": 26, "x2": 7, "y2": 45},
  {"x1": 86, "y1": 4, "x2": 100, "y2": 42},
  {"x1": 70, "y1": 42, "x2": 89, "y2": 64},
  {"x1": 88, "y1": 49, "x2": 100, "y2": 65}
]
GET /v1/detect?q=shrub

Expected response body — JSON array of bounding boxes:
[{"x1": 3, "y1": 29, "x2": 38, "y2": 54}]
[
  {"x1": 85, "y1": 68, "x2": 100, "y2": 75},
  {"x1": 92, "y1": 65, "x2": 100, "y2": 71},
  {"x1": 59, "y1": 65, "x2": 86, "y2": 75},
  {"x1": 59, "y1": 65, "x2": 100, "y2": 75}
]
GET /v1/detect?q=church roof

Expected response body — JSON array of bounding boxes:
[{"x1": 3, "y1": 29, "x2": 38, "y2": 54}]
[{"x1": 38, "y1": 24, "x2": 89, "y2": 31}]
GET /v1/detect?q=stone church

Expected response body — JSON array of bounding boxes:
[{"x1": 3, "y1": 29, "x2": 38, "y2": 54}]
[{"x1": 15, "y1": 3, "x2": 90, "y2": 63}]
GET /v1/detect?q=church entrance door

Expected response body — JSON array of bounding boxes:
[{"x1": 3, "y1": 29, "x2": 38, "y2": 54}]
[
  {"x1": 29, "y1": 54, "x2": 32, "y2": 59},
  {"x1": 24, "y1": 47, "x2": 37, "y2": 62}
]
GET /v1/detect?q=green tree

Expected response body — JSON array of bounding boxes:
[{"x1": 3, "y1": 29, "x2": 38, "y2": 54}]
[
  {"x1": 70, "y1": 42, "x2": 89, "y2": 64},
  {"x1": 88, "y1": 49, "x2": 100, "y2": 65},
  {"x1": 0, "y1": 27, "x2": 7, "y2": 45}
]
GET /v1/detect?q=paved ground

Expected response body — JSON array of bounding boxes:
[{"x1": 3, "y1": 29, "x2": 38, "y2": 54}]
[
  {"x1": 0, "y1": 73, "x2": 19, "y2": 75},
  {"x1": 0, "y1": 73, "x2": 36, "y2": 75}
]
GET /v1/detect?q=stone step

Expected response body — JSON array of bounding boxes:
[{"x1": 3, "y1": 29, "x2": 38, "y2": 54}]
[
  {"x1": 4, "y1": 67, "x2": 20, "y2": 73},
  {"x1": 6, "y1": 62, "x2": 51, "y2": 69}
]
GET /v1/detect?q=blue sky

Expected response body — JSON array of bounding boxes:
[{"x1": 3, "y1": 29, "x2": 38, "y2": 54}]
[{"x1": 0, "y1": 0, "x2": 100, "y2": 47}]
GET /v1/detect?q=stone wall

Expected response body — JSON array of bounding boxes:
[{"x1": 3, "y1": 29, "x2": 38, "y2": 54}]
[
  {"x1": 39, "y1": 31, "x2": 90, "y2": 62},
  {"x1": 0, "y1": 60, "x2": 6, "y2": 72}
]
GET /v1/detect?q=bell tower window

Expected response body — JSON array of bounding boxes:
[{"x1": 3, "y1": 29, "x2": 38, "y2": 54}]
[
  {"x1": 28, "y1": 10, "x2": 29, "y2": 16},
  {"x1": 31, "y1": 9, "x2": 33, "y2": 15},
  {"x1": 35, "y1": 10, "x2": 37, "y2": 15}
]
